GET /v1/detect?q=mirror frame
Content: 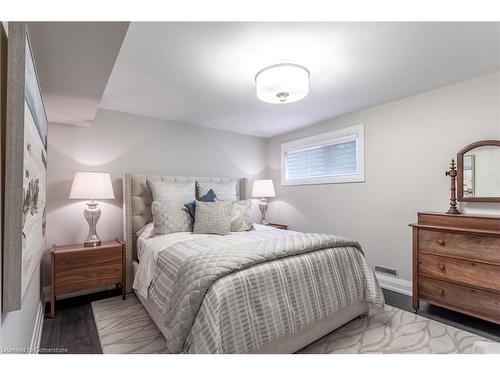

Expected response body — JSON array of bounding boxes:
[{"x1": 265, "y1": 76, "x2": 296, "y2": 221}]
[{"x1": 457, "y1": 139, "x2": 500, "y2": 202}]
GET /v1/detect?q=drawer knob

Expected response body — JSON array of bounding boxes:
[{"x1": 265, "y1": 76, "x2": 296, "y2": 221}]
[
  {"x1": 437, "y1": 239, "x2": 445, "y2": 246},
  {"x1": 438, "y1": 263, "x2": 445, "y2": 271},
  {"x1": 438, "y1": 288, "x2": 445, "y2": 295}
]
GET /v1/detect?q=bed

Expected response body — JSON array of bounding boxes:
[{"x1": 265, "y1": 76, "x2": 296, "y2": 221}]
[{"x1": 123, "y1": 174, "x2": 384, "y2": 354}]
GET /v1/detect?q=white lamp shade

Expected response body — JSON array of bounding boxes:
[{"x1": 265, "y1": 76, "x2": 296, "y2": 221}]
[
  {"x1": 69, "y1": 172, "x2": 115, "y2": 200},
  {"x1": 255, "y1": 63, "x2": 310, "y2": 104},
  {"x1": 251, "y1": 179, "x2": 276, "y2": 198}
]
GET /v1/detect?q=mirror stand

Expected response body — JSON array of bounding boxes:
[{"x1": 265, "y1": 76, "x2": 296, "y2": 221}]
[{"x1": 445, "y1": 159, "x2": 461, "y2": 215}]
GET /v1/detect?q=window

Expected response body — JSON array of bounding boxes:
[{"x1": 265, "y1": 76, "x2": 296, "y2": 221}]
[{"x1": 281, "y1": 124, "x2": 365, "y2": 185}]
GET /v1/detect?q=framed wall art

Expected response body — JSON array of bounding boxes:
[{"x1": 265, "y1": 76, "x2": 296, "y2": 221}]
[{"x1": 3, "y1": 22, "x2": 47, "y2": 312}]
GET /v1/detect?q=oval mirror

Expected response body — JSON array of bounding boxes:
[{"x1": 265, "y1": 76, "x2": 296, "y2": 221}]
[{"x1": 457, "y1": 140, "x2": 500, "y2": 202}]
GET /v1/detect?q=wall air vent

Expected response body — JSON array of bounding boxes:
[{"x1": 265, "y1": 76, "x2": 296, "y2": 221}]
[{"x1": 375, "y1": 266, "x2": 399, "y2": 277}]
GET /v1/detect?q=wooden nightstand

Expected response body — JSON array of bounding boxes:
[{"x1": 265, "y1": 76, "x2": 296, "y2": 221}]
[
  {"x1": 50, "y1": 239, "x2": 125, "y2": 318},
  {"x1": 266, "y1": 223, "x2": 288, "y2": 230}
]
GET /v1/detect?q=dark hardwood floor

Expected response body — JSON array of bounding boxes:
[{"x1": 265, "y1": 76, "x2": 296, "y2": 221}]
[
  {"x1": 40, "y1": 288, "x2": 499, "y2": 354},
  {"x1": 382, "y1": 289, "x2": 500, "y2": 342},
  {"x1": 40, "y1": 289, "x2": 120, "y2": 354}
]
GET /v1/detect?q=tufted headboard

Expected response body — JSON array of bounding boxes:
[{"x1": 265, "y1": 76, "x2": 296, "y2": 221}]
[{"x1": 122, "y1": 174, "x2": 247, "y2": 292}]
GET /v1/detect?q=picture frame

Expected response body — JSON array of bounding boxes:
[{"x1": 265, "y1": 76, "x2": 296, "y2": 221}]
[
  {"x1": 3, "y1": 22, "x2": 47, "y2": 312},
  {"x1": 0, "y1": 23, "x2": 7, "y2": 311}
]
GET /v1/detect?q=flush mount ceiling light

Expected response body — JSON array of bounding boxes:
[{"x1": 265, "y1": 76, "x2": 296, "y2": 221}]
[{"x1": 255, "y1": 63, "x2": 310, "y2": 104}]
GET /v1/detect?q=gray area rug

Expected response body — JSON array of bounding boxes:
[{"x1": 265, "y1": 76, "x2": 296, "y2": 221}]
[
  {"x1": 92, "y1": 295, "x2": 168, "y2": 353},
  {"x1": 91, "y1": 295, "x2": 490, "y2": 354}
]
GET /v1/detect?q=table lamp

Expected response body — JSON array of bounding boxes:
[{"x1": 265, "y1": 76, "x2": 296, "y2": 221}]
[
  {"x1": 251, "y1": 179, "x2": 276, "y2": 225},
  {"x1": 69, "y1": 172, "x2": 115, "y2": 247}
]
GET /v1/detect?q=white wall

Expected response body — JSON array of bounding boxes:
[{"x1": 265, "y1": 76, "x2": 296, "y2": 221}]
[
  {"x1": 44, "y1": 108, "x2": 268, "y2": 285},
  {"x1": 266, "y1": 72, "x2": 500, "y2": 282},
  {"x1": 0, "y1": 267, "x2": 41, "y2": 351},
  {"x1": 1, "y1": 20, "x2": 43, "y2": 353}
]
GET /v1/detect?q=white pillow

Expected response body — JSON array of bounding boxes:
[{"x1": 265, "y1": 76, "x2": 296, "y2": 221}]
[
  {"x1": 197, "y1": 181, "x2": 237, "y2": 201},
  {"x1": 230, "y1": 200, "x2": 254, "y2": 232},
  {"x1": 193, "y1": 201, "x2": 233, "y2": 235},
  {"x1": 151, "y1": 201, "x2": 193, "y2": 235},
  {"x1": 147, "y1": 179, "x2": 195, "y2": 206}
]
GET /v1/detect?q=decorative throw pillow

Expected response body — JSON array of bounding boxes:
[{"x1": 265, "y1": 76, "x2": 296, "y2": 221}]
[
  {"x1": 197, "y1": 181, "x2": 237, "y2": 201},
  {"x1": 147, "y1": 179, "x2": 196, "y2": 206},
  {"x1": 151, "y1": 201, "x2": 193, "y2": 235},
  {"x1": 230, "y1": 200, "x2": 254, "y2": 232},
  {"x1": 193, "y1": 201, "x2": 233, "y2": 235},
  {"x1": 184, "y1": 189, "x2": 217, "y2": 219}
]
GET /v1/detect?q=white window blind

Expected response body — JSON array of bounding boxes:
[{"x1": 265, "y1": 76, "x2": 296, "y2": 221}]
[{"x1": 281, "y1": 124, "x2": 364, "y2": 185}]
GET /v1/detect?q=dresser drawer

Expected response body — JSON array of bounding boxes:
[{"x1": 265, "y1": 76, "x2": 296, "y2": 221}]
[
  {"x1": 55, "y1": 262, "x2": 122, "y2": 295},
  {"x1": 418, "y1": 276, "x2": 500, "y2": 324},
  {"x1": 418, "y1": 229, "x2": 500, "y2": 263},
  {"x1": 418, "y1": 253, "x2": 500, "y2": 293},
  {"x1": 55, "y1": 246, "x2": 122, "y2": 271}
]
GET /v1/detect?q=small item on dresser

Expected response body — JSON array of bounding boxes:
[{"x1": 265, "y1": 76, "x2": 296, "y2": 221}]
[
  {"x1": 69, "y1": 172, "x2": 115, "y2": 247},
  {"x1": 445, "y1": 159, "x2": 461, "y2": 215},
  {"x1": 251, "y1": 179, "x2": 276, "y2": 224}
]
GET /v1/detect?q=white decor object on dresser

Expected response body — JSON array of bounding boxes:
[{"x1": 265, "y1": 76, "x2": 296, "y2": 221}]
[
  {"x1": 69, "y1": 171, "x2": 115, "y2": 247},
  {"x1": 252, "y1": 179, "x2": 276, "y2": 225}
]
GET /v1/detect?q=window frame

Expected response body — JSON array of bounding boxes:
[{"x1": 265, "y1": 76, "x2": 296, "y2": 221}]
[{"x1": 281, "y1": 124, "x2": 365, "y2": 186}]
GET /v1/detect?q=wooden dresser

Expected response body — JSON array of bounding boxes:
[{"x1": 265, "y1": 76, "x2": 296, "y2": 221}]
[{"x1": 410, "y1": 212, "x2": 500, "y2": 324}]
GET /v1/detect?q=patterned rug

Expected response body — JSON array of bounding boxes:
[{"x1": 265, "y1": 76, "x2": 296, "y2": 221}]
[{"x1": 91, "y1": 295, "x2": 490, "y2": 354}]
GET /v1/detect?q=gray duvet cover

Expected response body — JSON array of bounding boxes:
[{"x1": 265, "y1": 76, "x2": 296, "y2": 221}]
[{"x1": 145, "y1": 228, "x2": 384, "y2": 353}]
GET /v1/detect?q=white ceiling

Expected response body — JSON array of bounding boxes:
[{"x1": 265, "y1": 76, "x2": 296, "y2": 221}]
[
  {"x1": 28, "y1": 22, "x2": 129, "y2": 127},
  {"x1": 59, "y1": 23, "x2": 500, "y2": 137}
]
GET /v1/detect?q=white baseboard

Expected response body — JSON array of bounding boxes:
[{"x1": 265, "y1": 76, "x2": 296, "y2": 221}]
[
  {"x1": 30, "y1": 298, "x2": 45, "y2": 354},
  {"x1": 375, "y1": 272, "x2": 412, "y2": 296}
]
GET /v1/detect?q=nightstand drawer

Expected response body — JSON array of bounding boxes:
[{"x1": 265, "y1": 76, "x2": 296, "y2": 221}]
[
  {"x1": 55, "y1": 262, "x2": 122, "y2": 295},
  {"x1": 50, "y1": 239, "x2": 125, "y2": 318},
  {"x1": 55, "y1": 246, "x2": 122, "y2": 271}
]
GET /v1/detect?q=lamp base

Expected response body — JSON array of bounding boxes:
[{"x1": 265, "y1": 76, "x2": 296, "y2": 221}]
[
  {"x1": 259, "y1": 198, "x2": 269, "y2": 225},
  {"x1": 84, "y1": 201, "x2": 102, "y2": 247}
]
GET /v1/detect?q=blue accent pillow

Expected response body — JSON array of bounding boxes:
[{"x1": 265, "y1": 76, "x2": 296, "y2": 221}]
[{"x1": 184, "y1": 189, "x2": 217, "y2": 219}]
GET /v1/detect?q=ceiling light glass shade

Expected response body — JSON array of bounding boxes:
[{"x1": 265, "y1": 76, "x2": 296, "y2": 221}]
[{"x1": 255, "y1": 63, "x2": 310, "y2": 104}]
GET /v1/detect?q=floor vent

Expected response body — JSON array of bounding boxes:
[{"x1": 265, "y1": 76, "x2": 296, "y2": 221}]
[{"x1": 375, "y1": 266, "x2": 399, "y2": 277}]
